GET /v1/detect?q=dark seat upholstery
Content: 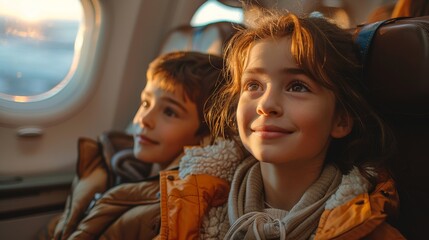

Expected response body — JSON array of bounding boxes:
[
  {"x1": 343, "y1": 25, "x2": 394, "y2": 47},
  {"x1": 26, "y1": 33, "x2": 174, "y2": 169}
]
[{"x1": 355, "y1": 16, "x2": 429, "y2": 239}]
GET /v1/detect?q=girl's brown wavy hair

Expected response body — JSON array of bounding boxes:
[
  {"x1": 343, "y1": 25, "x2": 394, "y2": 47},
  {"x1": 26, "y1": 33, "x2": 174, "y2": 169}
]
[{"x1": 206, "y1": 10, "x2": 395, "y2": 177}]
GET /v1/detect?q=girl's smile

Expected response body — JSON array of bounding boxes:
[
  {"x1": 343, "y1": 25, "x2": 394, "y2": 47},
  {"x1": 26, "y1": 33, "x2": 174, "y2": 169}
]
[
  {"x1": 236, "y1": 37, "x2": 350, "y2": 166},
  {"x1": 251, "y1": 125, "x2": 293, "y2": 139}
]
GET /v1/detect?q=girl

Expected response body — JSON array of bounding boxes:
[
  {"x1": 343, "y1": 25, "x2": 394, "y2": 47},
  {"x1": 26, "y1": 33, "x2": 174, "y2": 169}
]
[{"x1": 207, "y1": 10, "x2": 405, "y2": 239}]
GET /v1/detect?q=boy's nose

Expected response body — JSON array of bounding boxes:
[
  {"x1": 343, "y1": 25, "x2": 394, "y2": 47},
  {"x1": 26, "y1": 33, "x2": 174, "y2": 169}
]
[
  {"x1": 133, "y1": 107, "x2": 155, "y2": 129},
  {"x1": 140, "y1": 111, "x2": 155, "y2": 129}
]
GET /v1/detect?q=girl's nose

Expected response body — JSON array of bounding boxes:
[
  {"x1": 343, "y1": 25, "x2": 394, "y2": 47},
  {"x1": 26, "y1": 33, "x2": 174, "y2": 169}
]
[{"x1": 256, "y1": 89, "x2": 283, "y2": 117}]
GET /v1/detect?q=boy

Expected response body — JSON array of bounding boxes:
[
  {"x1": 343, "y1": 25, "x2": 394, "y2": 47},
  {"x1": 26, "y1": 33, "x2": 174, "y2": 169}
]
[
  {"x1": 131, "y1": 51, "x2": 222, "y2": 178},
  {"x1": 40, "y1": 51, "x2": 226, "y2": 239}
]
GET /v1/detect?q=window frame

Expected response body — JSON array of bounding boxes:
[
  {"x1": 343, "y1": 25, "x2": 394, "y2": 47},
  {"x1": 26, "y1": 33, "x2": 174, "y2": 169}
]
[{"x1": 0, "y1": 0, "x2": 105, "y2": 127}]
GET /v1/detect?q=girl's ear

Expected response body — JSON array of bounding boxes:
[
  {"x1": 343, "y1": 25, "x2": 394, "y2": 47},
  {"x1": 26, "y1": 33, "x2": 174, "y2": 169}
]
[{"x1": 331, "y1": 111, "x2": 353, "y2": 139}]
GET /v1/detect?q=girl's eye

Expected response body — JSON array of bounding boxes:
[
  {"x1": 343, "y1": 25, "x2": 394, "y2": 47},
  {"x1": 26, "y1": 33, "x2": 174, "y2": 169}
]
[
  {"x1": 164, "y1": 107, "x2": 178, "y2": 117},
  {"x1": 244, "y1": 81, "x2": 261, "y2": 91},
  {"x1": 287, "y1": 81, "x2": 310, "y2": 92}
]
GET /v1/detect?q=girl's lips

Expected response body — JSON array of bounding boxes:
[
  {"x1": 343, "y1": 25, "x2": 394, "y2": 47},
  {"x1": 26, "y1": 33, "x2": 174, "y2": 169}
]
[
  {"x1": 251, "y1": 125, "x2": 293, "y2": 139},
  {"x1": 136, "y1": 135, "x2": 158, "y2": 145},
  {"x1": 253, "y1": 131, "x2": 288, "y2": 139},
  {"x1": 252, "y1": 125, "x2": 291, "y2": 133}
]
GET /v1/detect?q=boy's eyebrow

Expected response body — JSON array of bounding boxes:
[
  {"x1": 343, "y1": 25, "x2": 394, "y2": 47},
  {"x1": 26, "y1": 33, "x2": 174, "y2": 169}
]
[
  {"x1": 161, "y1": 96, "x2": 188, "y2": 113},
  {"x1": 142, "y1": 91, "x2": 188, "y2": 113},
  {"x1": 141, "y1": 91, "x2": 152, "y2": 99}
]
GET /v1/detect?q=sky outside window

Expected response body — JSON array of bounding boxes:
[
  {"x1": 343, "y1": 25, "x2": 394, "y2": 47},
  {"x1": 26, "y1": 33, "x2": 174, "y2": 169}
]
[{"x1": 0, "y1": 0, "x2": 83, "y2": 101}]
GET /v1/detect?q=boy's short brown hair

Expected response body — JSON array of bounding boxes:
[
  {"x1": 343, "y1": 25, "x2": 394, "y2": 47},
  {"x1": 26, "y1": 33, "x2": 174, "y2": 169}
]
[{"x1": 146, "y1": 51, "x2": 225, "y2": 136}]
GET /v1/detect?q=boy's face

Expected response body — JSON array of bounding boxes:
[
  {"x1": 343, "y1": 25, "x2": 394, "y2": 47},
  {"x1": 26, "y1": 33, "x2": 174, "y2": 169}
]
[{"x1": 132, "y1": 81, "x2": 201, "y2": 168}]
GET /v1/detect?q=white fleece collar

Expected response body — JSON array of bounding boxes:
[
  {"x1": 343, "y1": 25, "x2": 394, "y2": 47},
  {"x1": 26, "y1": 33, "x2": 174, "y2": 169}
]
[
  {"x1": 325, "y1": 166, "x2": 375, "y2": 209},
  {"x1": 178, "y1": 139, "x2": 242, "y2": 182}
]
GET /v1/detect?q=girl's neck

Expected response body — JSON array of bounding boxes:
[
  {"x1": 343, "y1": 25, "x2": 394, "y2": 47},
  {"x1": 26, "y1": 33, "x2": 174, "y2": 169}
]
[{"x1": 260, "y1": 161, "x2": 323, "y2": 211}]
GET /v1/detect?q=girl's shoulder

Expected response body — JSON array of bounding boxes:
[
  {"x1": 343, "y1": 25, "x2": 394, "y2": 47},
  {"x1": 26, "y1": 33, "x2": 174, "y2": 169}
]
[{"x1": 315, "y1": 168, "x2": 403, "y2": 239}]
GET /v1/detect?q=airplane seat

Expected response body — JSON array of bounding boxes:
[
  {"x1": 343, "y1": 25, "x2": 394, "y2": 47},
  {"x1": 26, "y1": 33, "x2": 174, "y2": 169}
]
[
  {"x1": 354, "y1": 16, "x2": 429, "y2": 239},
  {"x1": 158, "y1": 21, "x2": 243, "y2": 56}
]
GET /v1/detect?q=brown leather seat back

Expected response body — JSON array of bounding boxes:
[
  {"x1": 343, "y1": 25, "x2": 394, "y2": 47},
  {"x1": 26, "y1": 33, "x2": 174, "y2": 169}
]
[{"x1": 355, "y1": 16, "x2": 429, "y2": 239}]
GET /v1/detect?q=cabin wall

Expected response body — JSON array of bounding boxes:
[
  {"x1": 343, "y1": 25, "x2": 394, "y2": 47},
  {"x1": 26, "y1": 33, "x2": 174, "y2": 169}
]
[{"x1": 0, "y1": 0, "x2": 203, "y2": 176}]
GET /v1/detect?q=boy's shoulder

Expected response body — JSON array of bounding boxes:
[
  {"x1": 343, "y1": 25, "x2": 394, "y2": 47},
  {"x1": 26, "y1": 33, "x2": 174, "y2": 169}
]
[{"x1": 179, "y1": 139, "x2": 243, "y2": 182}]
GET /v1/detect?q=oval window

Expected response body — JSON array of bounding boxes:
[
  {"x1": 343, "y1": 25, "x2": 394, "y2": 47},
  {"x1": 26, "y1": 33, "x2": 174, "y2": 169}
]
[
  {"x1": 0, "y1": 0, "x2": 103, "y2": 127},
  {"x1": 0, "y1": 0, "x2": 83, "y2": 102}
]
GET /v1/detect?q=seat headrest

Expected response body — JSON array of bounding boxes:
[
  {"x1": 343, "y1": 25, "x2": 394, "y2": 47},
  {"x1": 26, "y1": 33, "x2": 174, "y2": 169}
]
[
  {"x1": 355, "y1": 16, "x2": 429, "y2": 116},
  {"x1": 159, "y1": 21, "x2": 242, "y2": 56}
]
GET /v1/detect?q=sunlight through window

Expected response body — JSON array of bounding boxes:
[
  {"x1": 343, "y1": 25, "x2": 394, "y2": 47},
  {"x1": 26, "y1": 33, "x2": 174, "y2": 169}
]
[
  {"x1": 191, "y1": 0, "x2": 243, "y2": 27},
  {"x1": 0, "y1": 0, "x2": 83, "y2": 101}
]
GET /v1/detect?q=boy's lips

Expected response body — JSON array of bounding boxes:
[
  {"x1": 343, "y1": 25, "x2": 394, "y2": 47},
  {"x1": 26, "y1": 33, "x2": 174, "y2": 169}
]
[{"x1": 136, "y1": 134, "x2": 159, "y2": 144}]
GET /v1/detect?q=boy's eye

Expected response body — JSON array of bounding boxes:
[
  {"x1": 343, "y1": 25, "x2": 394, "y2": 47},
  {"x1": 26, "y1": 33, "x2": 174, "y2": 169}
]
[
  {"x1": 164, "y1": 107, "x2": 178, "y2": 117},
  {"x1": 142, "y1": 100, "x2": 150, "y2": 108},
  {"x1": 287, "y1": 81, "x2": 310, "y2": 92}
]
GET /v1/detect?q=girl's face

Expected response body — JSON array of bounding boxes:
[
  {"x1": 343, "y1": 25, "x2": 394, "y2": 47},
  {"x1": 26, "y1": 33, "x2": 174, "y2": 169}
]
[
  {"x1": 236, "y1": 37, "x2": 351, "y2": 167},
  {"x1": 132, "y1": 81, "x2": 201, "y2": 168}
]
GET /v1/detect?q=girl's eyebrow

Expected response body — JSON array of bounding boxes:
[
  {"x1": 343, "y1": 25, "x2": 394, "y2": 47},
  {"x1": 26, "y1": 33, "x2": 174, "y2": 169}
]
[
  {"x1": 243, "y1": 67, "x2": 267, "y2": 75},
  {"x1": 282, "y1": 68, "x2": 307, "y2": 75},
  {"x1": 244, "y1": 67, "x2": 308, "y2": 76}
]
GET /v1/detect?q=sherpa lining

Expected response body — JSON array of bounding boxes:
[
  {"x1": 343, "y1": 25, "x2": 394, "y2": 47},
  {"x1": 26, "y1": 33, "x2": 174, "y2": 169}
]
[
  {"x1": 179, "y1": 139, "x2": 242, "y2": 182},
  {"x1": 177, "y1": 139, "x2": 241, "y2": 239},
  {"x1": 325, "y1": 167, "x2": 374, "y2": 210}
]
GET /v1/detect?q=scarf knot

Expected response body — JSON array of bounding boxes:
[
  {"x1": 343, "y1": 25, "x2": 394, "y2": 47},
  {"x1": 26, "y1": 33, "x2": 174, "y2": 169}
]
[{"x1": 225, "y1": 157, "x2": 343, "y2": 240}]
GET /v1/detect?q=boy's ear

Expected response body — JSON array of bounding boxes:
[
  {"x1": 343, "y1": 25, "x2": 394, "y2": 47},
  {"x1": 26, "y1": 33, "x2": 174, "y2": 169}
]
[{"x1": 331, "y1": 111, "x2": 353, "y2": 139}]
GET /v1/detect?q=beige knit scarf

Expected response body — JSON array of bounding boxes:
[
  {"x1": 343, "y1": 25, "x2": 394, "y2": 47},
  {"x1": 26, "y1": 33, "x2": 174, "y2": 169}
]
[{"x1": 225, "y1": 156, "x2": 342, "y2": 240}]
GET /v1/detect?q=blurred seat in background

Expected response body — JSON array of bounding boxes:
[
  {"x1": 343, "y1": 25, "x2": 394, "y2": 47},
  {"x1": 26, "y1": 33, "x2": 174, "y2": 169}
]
[
  {"x1": 367, "y1": 0, "x2": 429, "y2": 23},
  {"x1": 159, "y1": 21, "x2": 242, "y2": 56}
]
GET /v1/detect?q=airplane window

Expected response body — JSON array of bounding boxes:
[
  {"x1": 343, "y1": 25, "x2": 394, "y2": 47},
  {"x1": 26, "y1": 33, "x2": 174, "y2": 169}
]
[
  {"x1": 0, "y1": 0, "x2": 102, "y2": 127},
  {"x1": 191, "y1": 0, "x2": 244, "y2": 26},
  {"x1": 0, "y1": 0, "x2": 83, "y2": 102}
]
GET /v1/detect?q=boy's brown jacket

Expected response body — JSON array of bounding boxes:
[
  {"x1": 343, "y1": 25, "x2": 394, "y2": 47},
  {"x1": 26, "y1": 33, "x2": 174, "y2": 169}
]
[
  {"x1": 39, "y1": 134, "x2": 243, "y2": 240},
  {"x1": 39, "y1": 131, "x2": 162, "y2": 239}
]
